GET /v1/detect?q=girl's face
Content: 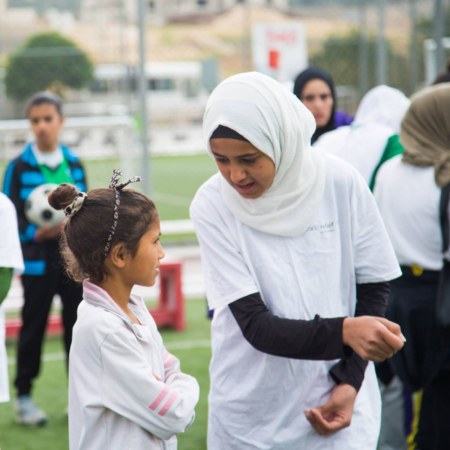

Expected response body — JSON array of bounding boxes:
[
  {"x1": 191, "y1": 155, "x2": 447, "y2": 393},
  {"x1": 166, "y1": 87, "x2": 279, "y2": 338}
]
[
  {"x1": 300, "y1": 79, "x2": 334, "y2": 128},
  {"x1": 211, "y1": 138, "x2": 276, "y2": 199},
  {"x1": 125, "y1": 216, "x2": 165, "y2": 287}
]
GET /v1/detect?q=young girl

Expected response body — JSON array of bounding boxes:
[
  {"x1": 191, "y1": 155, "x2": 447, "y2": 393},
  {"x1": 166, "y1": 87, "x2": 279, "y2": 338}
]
[
  {"x1": 191, "y1": 72, "x2": 405, "y2": 449},
  {"x1": 48, "y1": 170, "x2": 199, "y2": 450}
]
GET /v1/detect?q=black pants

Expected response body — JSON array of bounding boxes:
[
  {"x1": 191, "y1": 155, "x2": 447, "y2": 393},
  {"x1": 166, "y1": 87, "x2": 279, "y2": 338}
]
[
  {"x1": 388, "y1": 268, "x2": 450, "y2": 450},
  {"x1": 415, "y1": 370, "x2": 450, "y2": 450},
  {"x1": 14, "y1": 248, "x2": 82, "y2": 397}
]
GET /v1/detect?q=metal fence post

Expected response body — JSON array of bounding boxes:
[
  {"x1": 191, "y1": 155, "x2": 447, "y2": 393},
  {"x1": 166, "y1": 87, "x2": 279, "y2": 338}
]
[
  {"x1": 358, "y1": 0, "x2": 369, "y2": 98},
  {"x1": 377, "y1": 0, "x2": 387, "y2": 85},
  {"x1": 243, "y1": 0, "x2": 252, "y2": 72},
  {"x1": 138, "y1": 0, "x2": 151, "y2": 196},
  {"x1": 435, "y1": 0, "x2": 445, "y2": 73},
  {"x1": 409, "y1": 0, "x2": 419, "y2": 94}
]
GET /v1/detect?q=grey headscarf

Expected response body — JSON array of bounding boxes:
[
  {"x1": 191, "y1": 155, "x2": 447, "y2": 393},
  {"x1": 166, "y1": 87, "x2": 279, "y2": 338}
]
[{"x1": 401, "y1": 83, "x2": 450, "y2": 188}]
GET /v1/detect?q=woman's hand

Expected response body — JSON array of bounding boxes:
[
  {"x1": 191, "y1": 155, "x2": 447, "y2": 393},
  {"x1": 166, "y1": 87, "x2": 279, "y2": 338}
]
[
  {"x1": 304, "y1": 383, "x2": 357, "y2": 436},
  {"x1": 343, "y1": 316, "x2": 405, "y2": 362}
]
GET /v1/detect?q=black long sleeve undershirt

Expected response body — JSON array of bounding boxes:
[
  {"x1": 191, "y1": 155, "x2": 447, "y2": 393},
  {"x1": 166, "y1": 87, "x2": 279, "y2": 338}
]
[
  {"x1": 229, "y1": 282, "x2": 389, "y2": 391},
  {"x1": 329, "y1": 282, "x2": 390, "y2": 391}
]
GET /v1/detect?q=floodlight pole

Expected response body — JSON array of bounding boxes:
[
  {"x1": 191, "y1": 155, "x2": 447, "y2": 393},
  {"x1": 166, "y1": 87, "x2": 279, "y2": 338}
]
[
  {"x1": 138, "y1": 0, "x2": 152, "y2": 196},
  {"x1": 376, "y1": 0, "x2": 387, "y2": 85},
  {"x1": 409, "y1": 0, "x2": 419, "y2": 93}
]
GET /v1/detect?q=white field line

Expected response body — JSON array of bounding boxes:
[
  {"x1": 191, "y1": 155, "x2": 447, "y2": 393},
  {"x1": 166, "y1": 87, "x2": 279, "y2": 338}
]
[
  {"x1": 7, "y1": 339, "x2": 211, "y2": 366},
  {"x1": 153, "y1": 192, "x2": 192, "y2": 207}
]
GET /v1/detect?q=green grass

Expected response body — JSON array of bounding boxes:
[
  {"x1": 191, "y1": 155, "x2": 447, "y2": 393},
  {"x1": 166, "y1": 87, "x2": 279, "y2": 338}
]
[
  {"x1": 0, "y1": 299, "x2": 211, "y2": 450},
  {"x1": 0, "y1": 154, "x2": 218, "y2": 222}
]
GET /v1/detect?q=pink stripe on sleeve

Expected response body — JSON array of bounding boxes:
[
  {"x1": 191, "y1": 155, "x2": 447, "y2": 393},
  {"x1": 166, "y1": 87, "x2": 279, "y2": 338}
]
[
  {"x1": 162, "y1": 351, "x2": 170, "y2": 362},
  {"x1": 158, "y1": 391, "x2": 179, "y2": 416},
  {"x1": 164, "y1": 355, "x2": 176, "y2": 368},
  {"x1": 149, "y1": 385, "x2": 170, "y2": 410},
  {"x1": 164, "y1": 370, "x2": 180, "y2": 382}
]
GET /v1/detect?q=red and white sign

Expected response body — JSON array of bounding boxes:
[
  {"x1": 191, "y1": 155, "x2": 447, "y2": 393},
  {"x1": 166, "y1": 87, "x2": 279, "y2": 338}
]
[{"x1": 252, "y1": 22, "x2": 308, "y2": 83}]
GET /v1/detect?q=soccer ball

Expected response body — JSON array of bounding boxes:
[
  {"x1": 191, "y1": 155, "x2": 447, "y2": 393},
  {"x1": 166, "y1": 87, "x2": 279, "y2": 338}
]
[{"x1": 25, "y1": 183, "x2": 66, "y2": 227}]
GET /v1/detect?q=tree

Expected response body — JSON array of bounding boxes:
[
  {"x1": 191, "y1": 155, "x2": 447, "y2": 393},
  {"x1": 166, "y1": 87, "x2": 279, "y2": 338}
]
[
  {"x1": 5, "y1": 32, "x2": 93, "y2": 102},
  {"x1": 310, "y1": 30, "x2": 409, "y2": 95}
]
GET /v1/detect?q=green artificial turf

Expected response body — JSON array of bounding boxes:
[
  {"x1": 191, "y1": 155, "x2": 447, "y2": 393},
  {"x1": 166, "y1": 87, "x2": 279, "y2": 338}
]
[
  {"x1": 0, "y1": 154, "x2": 218, "y2": 222},
  {"x1": 0, "y1": 299, "x2": 211, "y2": 450}
]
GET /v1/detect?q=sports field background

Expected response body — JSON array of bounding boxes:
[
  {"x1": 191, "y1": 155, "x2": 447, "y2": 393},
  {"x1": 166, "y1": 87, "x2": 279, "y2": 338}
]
[
  {"x1": 0, "y1": 299, "x2": 211, "y2": 450},
  {"x1": 0, "y1": 154, "x2": 218, "y2": 222}
]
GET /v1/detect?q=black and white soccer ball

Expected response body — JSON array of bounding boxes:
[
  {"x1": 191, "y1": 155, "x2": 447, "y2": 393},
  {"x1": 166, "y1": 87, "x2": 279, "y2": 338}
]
[{"x1": 25, "y1": 183, "x2": 65, "y2": 227}]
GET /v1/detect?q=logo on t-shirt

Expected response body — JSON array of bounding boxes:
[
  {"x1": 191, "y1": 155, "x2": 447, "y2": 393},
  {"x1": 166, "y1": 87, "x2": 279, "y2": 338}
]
[{"x1": 305, "y1": 220, "x2": 339, "y2": 234}]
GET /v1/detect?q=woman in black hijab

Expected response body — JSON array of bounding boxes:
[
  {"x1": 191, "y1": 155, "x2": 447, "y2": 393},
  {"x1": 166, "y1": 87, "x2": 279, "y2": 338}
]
[{"x1": 294, "y1": 67, "x2": 353, "y2": 144}]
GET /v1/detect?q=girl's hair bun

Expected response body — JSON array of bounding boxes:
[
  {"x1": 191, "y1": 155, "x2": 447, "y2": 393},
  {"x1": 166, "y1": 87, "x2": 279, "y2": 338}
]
[{"x1": 48, "y1": 183, "x2": 80, "y2": 211}]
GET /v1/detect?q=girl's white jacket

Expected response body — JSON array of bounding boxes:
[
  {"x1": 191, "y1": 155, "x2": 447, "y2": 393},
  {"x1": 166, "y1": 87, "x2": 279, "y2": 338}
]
[{"x1": 69, "y1": 281, "x2": 199, "y2": 450}]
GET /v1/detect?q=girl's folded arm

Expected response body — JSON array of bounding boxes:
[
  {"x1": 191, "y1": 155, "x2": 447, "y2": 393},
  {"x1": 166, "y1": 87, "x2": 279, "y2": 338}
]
[{"x1": 100, "y1": 329, "x2": 200, "y2": 441}]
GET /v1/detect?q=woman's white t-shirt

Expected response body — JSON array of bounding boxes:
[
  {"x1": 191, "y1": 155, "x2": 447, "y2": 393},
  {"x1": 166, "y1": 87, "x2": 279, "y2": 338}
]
[
  {"x1": 374, "y1": 155, "x2": 443, "y2": 271},
  {"x1": 191, "y1": 155, "x2": 401, "y2": 450}
]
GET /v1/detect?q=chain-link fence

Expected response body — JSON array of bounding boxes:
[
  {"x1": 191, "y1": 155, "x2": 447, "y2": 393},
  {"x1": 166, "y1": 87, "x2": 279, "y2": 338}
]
[{"x1": 0, "y1": 0, "x2": 448, "y2": 163}]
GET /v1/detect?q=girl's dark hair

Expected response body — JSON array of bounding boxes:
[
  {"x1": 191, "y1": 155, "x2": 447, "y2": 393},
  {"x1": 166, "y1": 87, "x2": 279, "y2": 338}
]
[
  {"x1": 26, "y1": 91, "x2": 63, "y2": 117},
  {"x1": 48, "y1": 183, "x2": 157, "y2": 283}
]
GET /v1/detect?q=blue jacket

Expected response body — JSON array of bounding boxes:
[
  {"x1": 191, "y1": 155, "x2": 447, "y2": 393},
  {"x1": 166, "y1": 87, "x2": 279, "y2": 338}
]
[{"x1": 2, "y1": 143, "x2": 86, "y2": 276}]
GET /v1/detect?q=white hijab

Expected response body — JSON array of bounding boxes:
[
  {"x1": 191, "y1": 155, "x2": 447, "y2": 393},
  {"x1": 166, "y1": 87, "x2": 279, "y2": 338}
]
[
  {"x1": 314, "y1": 85, "x2": 410, "y2": 184},
  {"x1": 354, "y1": 85, "x2": 410, "y2": 134},
  {"x1": 203, "y1": 72, "x2": 325, "y2": 237}
]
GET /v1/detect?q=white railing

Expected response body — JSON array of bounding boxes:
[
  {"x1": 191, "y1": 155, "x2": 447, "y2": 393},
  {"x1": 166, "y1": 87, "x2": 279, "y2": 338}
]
[
  {"x1": 2, "y1": 240, "x2": 203, "y2": 314},
  {"x1": 0, "y1": 117, "x2": 205, "y2": 162},
  {"x1": 0, "y1": 115, "x2": 137, "y2": 162},
  {"x1": 160, "y1": 219, "x2": 195, "y2": 235}
]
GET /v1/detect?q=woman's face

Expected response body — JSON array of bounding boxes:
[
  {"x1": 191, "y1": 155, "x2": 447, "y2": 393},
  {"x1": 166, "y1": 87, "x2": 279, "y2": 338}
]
[
  {"x1": 300, "y1": 79, "x2": 334, "y2": 128},
  {"x1": 210, "y1": 138, "x2": 276, "y2": 199}
]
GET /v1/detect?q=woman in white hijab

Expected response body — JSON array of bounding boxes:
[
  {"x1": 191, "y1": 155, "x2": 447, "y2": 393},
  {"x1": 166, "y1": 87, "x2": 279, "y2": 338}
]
[
  {"x1": 315, "y1": 85, "x2": 410, "y2": 188},
  {"x1": 191, "y1": 72, "x2": 405, "y2": 449}
]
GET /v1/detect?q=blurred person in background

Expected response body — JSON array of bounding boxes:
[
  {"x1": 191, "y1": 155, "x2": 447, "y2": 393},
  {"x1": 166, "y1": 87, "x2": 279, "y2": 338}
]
[
  {"x1": 374, "y1": 84, "x2": 450, "y2": 450},
  {"x1": 2, "y1": 92, "x2": 86, "y2": 426},
  {"x1": 315, "y1": 84, "x2": 411, "y2": 450},
  {"x1": 314, "y1": 85, "x2": 410, "y2": 190},
  {"x1": 0, "y1": 193, "x2": 24, "y2": 406},
  {"x1": 432, "y1": 58, "x2": 450, "y2": 85},
  {"x1": 293, "y1": 67, "x2": 353, "y2": 144}
]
